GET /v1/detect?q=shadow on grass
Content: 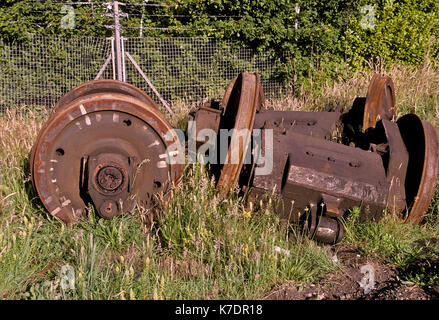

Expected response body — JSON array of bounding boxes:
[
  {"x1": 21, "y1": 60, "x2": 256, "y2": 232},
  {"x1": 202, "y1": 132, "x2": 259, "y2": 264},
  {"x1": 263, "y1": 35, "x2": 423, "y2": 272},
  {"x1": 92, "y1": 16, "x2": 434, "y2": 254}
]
[{"x1": 21, "y1": 152, "x2": 48, "y2": 216}]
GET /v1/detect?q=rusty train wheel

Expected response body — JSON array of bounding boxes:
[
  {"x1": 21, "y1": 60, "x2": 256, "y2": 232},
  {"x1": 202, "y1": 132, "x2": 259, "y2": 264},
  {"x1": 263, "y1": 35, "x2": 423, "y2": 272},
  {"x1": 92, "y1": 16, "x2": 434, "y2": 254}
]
[
  {"x1": 220, "y1": 74, "x2": 265, "y2": 115},
  {"x1": 216, "y1": 73, "x2": 263, "y2": 194},
  {"x1": 397, "y1": 114, "x2": 439, "y2": 224},
  {"x1": 30, "y1": 80, "x2": 161, "y2": 186},
  {"x1": 363, "y1": 74, "x2": 396, "y2": 132},
  {"x1": 31, "y1": 92, "x2": 183, "y2": 224}
]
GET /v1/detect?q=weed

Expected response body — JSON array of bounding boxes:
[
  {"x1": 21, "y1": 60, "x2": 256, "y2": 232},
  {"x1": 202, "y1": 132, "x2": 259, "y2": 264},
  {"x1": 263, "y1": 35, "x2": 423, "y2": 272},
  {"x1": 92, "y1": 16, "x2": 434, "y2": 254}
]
[{"x1": 1, "y1": 62, "x2": 439, "y2": 299}]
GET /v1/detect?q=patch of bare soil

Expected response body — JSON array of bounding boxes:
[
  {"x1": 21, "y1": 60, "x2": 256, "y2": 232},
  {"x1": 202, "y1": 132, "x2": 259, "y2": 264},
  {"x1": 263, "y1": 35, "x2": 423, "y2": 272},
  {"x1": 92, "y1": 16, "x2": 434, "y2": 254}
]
[{"x1": 265, "y1": 245, "x2": 439, "y2": 300}]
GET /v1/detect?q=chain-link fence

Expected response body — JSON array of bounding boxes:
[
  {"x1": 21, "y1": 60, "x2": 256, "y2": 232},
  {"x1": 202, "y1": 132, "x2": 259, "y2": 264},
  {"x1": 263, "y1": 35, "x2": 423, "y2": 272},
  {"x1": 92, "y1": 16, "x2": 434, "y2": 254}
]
[{"x1": 0, "y1": 35, "x2": 289, "y2": 113}]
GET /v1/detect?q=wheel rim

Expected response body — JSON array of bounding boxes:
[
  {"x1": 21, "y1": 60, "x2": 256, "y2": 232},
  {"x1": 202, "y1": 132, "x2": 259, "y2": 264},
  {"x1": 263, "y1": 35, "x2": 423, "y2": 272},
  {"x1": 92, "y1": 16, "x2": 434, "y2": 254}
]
[
  {"x1": 397, "y1": 114, "x2": 439, "y2": 224},
  {"x1": 216, "y1": 73, "x2": 262, "y2": 194},
  {"x1": 363, "y1": 74, "x2": 396, "y2": 132},
  {"x1": 53, "y1": 79, "x2": 158, "y2": 114}
]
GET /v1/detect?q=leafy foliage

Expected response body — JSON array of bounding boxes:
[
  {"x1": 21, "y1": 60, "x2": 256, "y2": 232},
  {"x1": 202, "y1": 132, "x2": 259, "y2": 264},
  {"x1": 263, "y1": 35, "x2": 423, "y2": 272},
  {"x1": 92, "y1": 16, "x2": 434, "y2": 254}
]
[
  {"x1": 346, "y1": 0, "x2": 439, "y2": 68},
  {"x1": 0, "y1": 1, "x2": 438, "y2": 86}
]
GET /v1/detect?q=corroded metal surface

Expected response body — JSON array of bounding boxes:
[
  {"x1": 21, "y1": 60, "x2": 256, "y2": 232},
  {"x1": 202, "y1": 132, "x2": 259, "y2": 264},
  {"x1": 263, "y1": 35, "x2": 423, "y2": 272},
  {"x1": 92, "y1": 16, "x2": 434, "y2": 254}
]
[
  {"x1": 216, "y1": 73, "x2": 262, "y2": 195},
  {"x1": 380, "y1": 119, "x2": 409, "y2": 215},
  {"x1": 190, "y1": 72, "x2": 439, "y2": 244},
  {"x1": 253, "y1": 110, "x2": 341, "y2": 140},
  {"x1": 363, "y1": 73, "x2": 396, "y2": 131},
  {"x1": 31, "y1": 80, "x2": 183, "y2": 224},
  {"x1": 31, "y1": 72, "x2": 439, "y2": 246},
  {"x1": 250, "y1": 128, "x2": 389, "y2": 221},
  {"x1": 189, "y1": 101, "x2": 222, "y2": 150},
  {"x1": 397, "y1": 114, "x2": 439, "y2": 224}
]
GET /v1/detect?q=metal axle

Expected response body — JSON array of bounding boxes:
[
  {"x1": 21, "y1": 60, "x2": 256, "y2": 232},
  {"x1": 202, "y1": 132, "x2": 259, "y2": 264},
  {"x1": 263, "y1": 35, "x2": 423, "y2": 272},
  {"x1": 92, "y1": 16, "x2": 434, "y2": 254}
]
[{"x1": 190, "y1": 73, "x2": 439, "y2": 243}]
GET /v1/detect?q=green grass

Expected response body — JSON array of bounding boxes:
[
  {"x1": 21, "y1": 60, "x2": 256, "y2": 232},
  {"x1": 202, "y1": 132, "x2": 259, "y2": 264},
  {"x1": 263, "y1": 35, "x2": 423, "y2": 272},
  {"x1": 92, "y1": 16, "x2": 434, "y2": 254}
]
[
  {"x1": 1, "y1": 62, "x2": 439, "y2": 299},
  {"x1": 341, "y1": 189, "x2": 439, "y2": 287},
  {"x1": 0, "y1": 155, "x2": 336, "y2": 299},
  {"x1": 0, "y1": 112, "x2": 336, "y2": 299}
]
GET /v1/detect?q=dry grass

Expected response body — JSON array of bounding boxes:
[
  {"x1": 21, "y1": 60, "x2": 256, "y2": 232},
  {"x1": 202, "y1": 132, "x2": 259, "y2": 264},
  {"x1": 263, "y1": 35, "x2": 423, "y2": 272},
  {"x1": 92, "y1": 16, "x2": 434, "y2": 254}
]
[
  {"x1": 0, "y1": 62, "x2": 439, "y2": 299},
  {"x1": 266, "y1": 61, "x2": 439, "y2": 130}
]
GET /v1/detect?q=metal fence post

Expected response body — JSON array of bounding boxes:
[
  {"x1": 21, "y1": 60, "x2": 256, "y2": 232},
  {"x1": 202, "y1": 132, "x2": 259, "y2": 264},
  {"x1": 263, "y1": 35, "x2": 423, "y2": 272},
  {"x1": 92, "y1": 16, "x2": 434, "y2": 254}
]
[{"x1": 112, "y1": 1, "x2": 124, "y2": 81}]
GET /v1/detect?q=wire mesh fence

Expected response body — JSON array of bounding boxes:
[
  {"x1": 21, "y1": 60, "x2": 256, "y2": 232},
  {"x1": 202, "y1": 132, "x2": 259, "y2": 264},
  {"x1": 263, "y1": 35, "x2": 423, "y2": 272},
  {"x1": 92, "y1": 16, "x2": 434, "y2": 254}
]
[
  {"x1": 0, "y1": 35, "x2": 290, "y2": 113},
  {"x1": 0, "y1": 35, "x2": 111, "y2": 112},
  {"x1": 122, "y1": 37, "x2": 290, "y2": 104}
]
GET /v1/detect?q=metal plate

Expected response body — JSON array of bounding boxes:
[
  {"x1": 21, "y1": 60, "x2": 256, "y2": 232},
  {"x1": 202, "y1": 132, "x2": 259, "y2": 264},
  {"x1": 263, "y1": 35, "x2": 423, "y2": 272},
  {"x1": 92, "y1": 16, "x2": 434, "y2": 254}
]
[
  {"x1": 363, "y1": 74, "x2": 396, "y2": 131},
  {"x1": 397, "y1": 114, "x2": 439, "y2": 224},
  {"x1": 254, "y1": 110, "x2": 341, "y2": 140},
  {"x1": 380, "y1": 120, "x2": 409, "y2": 214},
  {"x1": 277, "y1": 131, "x2": 389, "y2": 221}
]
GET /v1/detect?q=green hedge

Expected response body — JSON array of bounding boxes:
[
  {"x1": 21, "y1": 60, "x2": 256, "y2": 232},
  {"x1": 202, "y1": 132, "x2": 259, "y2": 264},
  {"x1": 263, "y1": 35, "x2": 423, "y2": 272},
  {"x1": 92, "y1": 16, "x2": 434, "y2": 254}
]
[
  {"x1": 0, "y1": 0, "x2": 438, "y2": 88},
  {"x1": 346, "y1": 0, "x2": 439, "y2": 68}
]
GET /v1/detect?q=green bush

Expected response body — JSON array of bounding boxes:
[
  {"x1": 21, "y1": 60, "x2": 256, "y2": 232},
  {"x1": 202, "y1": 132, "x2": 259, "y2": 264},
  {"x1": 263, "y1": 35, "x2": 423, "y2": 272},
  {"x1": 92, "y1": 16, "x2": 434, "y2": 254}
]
[
  {"x1": 1, "y1": 0, "x2": 438, "y2": 90},
  {"x1": 346, "y1": 0, "x2": 439, "y2": 68}
]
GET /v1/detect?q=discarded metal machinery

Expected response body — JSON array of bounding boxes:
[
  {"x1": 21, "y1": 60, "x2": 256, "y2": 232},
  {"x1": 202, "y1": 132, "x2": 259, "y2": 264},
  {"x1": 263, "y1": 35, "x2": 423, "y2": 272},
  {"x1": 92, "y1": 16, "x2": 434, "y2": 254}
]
[
  {"x1": 30, "y1": 73, "x2": 439, "y2": 245},
  {"x1": 190, "y1": 73, "x2": 439, "y2": 244},
  {"x1": 30, "y1": 80, "x2": 183, "y2": 223}
]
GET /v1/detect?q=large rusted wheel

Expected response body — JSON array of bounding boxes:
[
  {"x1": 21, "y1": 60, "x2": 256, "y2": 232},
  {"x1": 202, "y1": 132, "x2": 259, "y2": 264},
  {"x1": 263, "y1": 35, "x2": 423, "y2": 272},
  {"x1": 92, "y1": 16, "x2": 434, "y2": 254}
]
[
  {"x1": 30, "y1": 80, "x2": 160, "y2": 183},
  {"x1": 216, "y1": 73, "x2": 263, "y2": 194},
  {"x1": 363, "y1": 74, "x2": 396, "y2": 132},
  {"x1": 397, "y1": 114, "x2": 439, "y2": 224},
  {"x1": 220, "y1": 74, "x2": 265, "y2": 114},
  {"x1": 31, "y1": 84, "x2": 183, "y2": 224}
]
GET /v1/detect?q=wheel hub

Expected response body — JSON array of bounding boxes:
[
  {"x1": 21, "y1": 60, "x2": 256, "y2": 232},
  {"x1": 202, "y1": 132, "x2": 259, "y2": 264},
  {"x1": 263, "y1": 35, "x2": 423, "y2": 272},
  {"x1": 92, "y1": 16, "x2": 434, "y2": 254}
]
[
  {"x1": 30, "y1": 80, "x2": 183, "y2": 224},
  {"x1": 96, "y1": 165, "x2": 124, "y2": 192}
]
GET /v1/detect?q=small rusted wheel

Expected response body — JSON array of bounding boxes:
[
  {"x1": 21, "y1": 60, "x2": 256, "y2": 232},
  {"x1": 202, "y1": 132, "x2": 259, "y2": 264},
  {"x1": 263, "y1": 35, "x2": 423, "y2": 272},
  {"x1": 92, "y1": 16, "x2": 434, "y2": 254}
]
[
  {"x1": 363, "y1": 74, "x2": 396, "y2": 132},
  {"x1": 31, "y1": 85, "x2": 183, "y2": 224},
  {"x1": 397, "y1": 114, "x2": 439, "y2": 224},
  {"x1": 216, "y1": 73, "x2": 263, "y2": 194}
]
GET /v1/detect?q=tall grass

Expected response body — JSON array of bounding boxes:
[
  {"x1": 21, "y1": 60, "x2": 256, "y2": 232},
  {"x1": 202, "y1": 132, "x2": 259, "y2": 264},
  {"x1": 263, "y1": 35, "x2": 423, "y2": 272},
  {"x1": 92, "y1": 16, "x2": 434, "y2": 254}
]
[
  {"x1": 0, "y1": 110, "x2": 335, "y2": 299},
  {"x1": 1, "y1": 62, "x2": 439, "y2": 299},
  {"x1": 272, "y1": 59, "x2": 439, "y2": 131}
]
